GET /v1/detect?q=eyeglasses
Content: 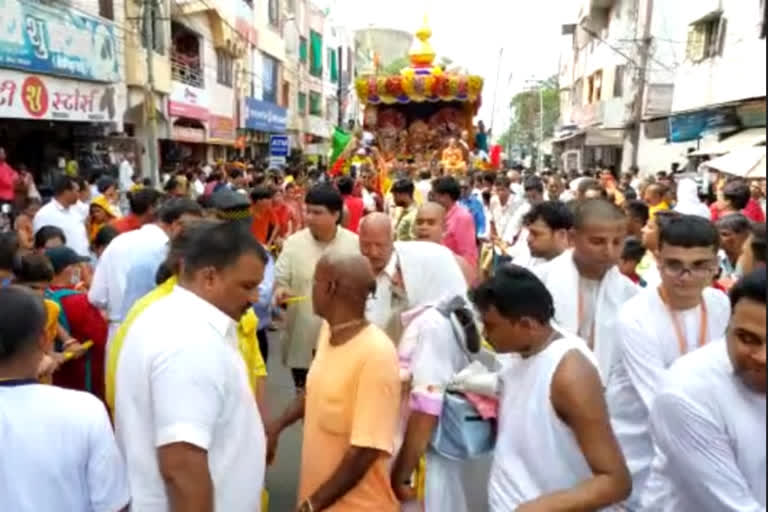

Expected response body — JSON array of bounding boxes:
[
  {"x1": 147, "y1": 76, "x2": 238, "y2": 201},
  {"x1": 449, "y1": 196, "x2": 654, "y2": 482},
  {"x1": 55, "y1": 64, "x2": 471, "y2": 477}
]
[{"x1": 660, "y1": 259, "x2": 717, "y2": 278}]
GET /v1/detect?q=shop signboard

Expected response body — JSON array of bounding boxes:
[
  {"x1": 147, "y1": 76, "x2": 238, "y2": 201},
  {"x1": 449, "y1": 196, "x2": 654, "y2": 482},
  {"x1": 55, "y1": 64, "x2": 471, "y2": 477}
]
[
  {"x1": 0, "y1": 70, "x2": 124, "y2": 122},
  {"x1": 171, "y1": 124, "x2": 206, "y2": 143},
  {"x1": 269, "y1": 134, "x2": 290, "y2": 157},
  {"x1": 669, "y1": 111, "x2": 710, "y2": 143},
  {"x1": 0, "y1": 0, "x2": 120, "y2": 83},
  {"x1": 669, "y1": 107, "x2": 744, "y2": 142},
  {"x1": 168, "y1": 81, "x2": 209, "y2": 120},
  {"x1": 243, "y1": 98, "x2": 287, "y2": 133},
  {"x1": 209, "y1": 115, "x2": 235, "y2": 142}
]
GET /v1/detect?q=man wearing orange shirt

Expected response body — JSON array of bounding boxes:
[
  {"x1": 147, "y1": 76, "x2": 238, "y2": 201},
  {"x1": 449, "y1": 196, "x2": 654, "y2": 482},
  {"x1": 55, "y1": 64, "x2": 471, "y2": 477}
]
[
  {"x1": 267, "y1": 254, "x2": 400, "y2": 512},
  {"x1": 250, "y1": 186, "x2": 278, "y2": 246},
  {"x1": 111, "y1": 188, "x2": 162, "y2": 234}
]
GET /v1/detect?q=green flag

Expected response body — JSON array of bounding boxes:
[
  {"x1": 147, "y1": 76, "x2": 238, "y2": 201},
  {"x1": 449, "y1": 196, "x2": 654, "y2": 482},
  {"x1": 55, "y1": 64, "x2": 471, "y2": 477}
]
[{"x1": 329, "y1": 126, "x2": 352, "y2": 166}]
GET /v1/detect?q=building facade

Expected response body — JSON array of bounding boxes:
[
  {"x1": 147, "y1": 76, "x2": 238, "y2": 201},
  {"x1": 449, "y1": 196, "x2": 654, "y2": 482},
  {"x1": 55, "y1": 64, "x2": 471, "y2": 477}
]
[
  {"x1": 665, "y1": 0, "x2": 766, "y2": 160},
  {"x1": 0, "y1": 0, "x2": 128, "y2": 187},
  {"x1": 556, "y1": 0, "x2": 766, "y2": 176}
]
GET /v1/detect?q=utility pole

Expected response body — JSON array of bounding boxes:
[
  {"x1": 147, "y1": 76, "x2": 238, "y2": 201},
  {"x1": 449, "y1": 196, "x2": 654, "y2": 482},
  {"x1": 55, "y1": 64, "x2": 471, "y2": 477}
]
[
  {"x1": 630, "y1": 0, "x2": 653, "y2": 170},
  {"x1": 538, "y1": 83, "x2": 544, "y2": 170},
  {"x1": 337, "y1": 45, "x2": 344, "y2": 127},
  {"x1": 143, "y1": 0, "x2": 160, "y2": 187}
]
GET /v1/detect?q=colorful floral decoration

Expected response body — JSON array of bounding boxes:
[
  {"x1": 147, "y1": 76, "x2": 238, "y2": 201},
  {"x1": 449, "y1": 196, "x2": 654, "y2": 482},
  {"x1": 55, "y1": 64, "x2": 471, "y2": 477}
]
[{"x1": 355, "y1": 72, "x2": 483, "y2": 105}]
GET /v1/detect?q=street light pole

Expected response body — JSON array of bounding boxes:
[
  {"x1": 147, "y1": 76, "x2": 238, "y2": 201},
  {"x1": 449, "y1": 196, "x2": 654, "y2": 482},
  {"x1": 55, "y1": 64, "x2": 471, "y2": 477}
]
[
  {"x1": 143, "y1": 0, "x2": 160, "y2": 187},
  {"x1": 337, "y1": 45, "x2": 344, "y2": 127},
  {"x1": 538, "y1": 83, "x2": 544, "y2": 171}
]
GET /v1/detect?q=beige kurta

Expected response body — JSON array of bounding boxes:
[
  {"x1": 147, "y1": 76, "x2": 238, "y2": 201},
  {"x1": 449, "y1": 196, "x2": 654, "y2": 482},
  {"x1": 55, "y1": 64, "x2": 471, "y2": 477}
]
[{"x1": 275, "y1": 227, "x2": 360, "y2": 368}]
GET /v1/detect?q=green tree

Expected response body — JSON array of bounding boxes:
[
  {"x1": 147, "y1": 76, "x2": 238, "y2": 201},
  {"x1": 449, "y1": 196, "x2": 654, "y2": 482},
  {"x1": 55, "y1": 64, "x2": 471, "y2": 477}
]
[{"x1": 501, "y1": 75, "x2": 560, "y2": 165}]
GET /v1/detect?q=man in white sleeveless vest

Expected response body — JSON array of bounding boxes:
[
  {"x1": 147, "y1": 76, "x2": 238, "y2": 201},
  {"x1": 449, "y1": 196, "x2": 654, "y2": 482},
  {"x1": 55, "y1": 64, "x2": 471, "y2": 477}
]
[{"x1": 471, "y1": 265, "x2": 631, "y2": 510}]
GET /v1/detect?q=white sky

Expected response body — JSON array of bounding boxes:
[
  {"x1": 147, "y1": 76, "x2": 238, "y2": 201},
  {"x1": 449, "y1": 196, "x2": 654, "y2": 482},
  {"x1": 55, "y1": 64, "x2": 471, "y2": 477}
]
[{"x1": 316, "y1": 0, "x2": 576, "y2": 139}]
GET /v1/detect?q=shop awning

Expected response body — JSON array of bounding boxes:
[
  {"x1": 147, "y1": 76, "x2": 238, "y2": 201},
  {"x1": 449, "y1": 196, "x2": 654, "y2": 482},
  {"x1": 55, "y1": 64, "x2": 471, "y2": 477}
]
[
  {"x1": 690, "y1": 127, "x2": 766, "y2": 156},
  {"x1": 585, "y1": 128, "x2": 624, "y2": 147},
  {"x1": 553, "y1": 130, "x2": 585, "y2": 144},
  {"x1": 704, "y1": 146, "x2": 766, "y2": 179}
]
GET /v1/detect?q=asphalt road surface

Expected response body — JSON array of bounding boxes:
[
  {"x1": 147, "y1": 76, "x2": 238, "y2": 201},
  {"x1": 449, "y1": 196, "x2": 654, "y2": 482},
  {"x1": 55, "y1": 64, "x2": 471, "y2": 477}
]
[{"x1": 263, "y1": 333, "x2": 491, "y2": 511}]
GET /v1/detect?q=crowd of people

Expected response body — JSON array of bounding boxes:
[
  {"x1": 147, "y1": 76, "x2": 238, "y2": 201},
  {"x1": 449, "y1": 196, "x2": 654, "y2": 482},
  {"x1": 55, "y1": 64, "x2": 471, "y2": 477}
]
[{"x1": 0, "y1": 137, "x2": 766, "y2": 512}]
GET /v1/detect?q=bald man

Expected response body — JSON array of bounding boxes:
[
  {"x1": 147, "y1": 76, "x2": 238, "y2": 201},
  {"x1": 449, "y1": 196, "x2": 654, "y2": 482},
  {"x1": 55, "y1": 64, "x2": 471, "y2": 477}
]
[
  {"x1": 268, "y1": 253, "x2": 401, "y2": 512},
  {"x1": 359, "y1": 213, "x2": 395, "y2": 276},
  {"x1": 415, "y1": 202, "x2": 476, "y2": 284},
  {"x1": 539, "y1": 199, "x2": 638, "y2": 382},
  {"x1": 359, "y1": 213, "x2": 401, "y2": 336},
  {"x1": 360, "y1": 212, "x2": 472, "y2": 338}
]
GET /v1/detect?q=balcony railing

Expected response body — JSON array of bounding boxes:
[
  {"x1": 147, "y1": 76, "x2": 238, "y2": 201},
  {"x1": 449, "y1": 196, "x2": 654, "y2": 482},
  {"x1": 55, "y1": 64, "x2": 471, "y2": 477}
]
[{"x1": 171, "y1": 52, "x2": 204, "y2": 88}]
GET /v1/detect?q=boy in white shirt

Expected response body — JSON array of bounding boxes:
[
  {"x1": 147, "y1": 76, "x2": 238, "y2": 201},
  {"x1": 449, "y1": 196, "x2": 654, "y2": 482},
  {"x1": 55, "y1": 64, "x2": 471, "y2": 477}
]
[
  {"x1": 642, "y1": 268, "x2": 766, "y2": 511},
  {"x1": 0, "y1": 286, "x2": 129, "y2": 512},
  {"x1": 607, "y1": 214, "x2": 730, "y2": 509}
]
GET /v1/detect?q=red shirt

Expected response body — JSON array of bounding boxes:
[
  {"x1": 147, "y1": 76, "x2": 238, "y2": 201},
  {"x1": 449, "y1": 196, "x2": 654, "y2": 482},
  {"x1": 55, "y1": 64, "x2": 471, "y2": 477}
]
[
  {"x1": 743, "y1": 198, "x2": 766, "y2": 223},
  {"x1": 711, "y1": 199, "x2": 766, "y2": 223},
  {"x1": 49, "y1": 286, "x2": 108, "y2": 403},
  {"x1": 343, "y1": 195, "x2": 364, "y2": 233},
  {"x1": 0, "y1": 161, "x2": 18, "y2": 202},
  {"x1": 112, "y1": 214, "x2": 142, "y2": 233}
]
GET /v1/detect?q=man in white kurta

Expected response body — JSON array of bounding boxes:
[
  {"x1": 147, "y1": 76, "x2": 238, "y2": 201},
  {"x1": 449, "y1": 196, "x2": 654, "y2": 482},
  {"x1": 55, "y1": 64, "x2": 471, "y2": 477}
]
[
  {"x1": 606, "y1": 214, "x2": 730, "y2": 508},
  {"x1": 540, "y1": 200, "x2": 638, "y2": 382},
  {"x1": 641, "y1": 269, "x2": 766, "y2": 511},
  {"x1": 275, "y1": 222, "x2": 359, "y2": 379},
  {"x1": 89, "y1": 199, "x2": 201, "y2": 341}
]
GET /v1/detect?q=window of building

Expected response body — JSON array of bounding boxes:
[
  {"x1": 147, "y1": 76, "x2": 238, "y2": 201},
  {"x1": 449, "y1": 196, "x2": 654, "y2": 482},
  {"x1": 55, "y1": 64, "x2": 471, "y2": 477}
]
[
  {"x1": 310, "y1": 30, "x2": 323, "y2": 78},
  {"x1": 299, "y1": 36, "x2": 308, "y2": 63},
  {"x1": 298, "y1": 92, "x2": 307, "y2": 114},
  {"x1": 171, "y1": 22, "x2": 202, "y2": 86},
  {"x1": 282, "y1": 81, "x2": 291, "y2": 108},
  {"x1": 326, "y1": 96, "x2": 338, "y2": 122},
  {"x1": 263, "y1": 53, "x2": 279, "y2": 103},
  {"x1": 573, "y1": 78, "x2": 583, "y2": 106},
  {"x1": 216, "y1": 50, "x2": 233, "y2": 86},
  {"x1": 268, "y1": 0, "x2": 280, "y2": 28},
  {"x1": 586, "y1": 75, "x2": 594, "y2": 104},
  {"x1": 98, "y1": 0, "x2": 113, "y2": 20},
  {"x1": 613, "y1": 65, "x2": 624, "y2": 98},
  {"x1": 686, "y1": 13, "x2": 727, "y2": 61},
  {"x1": 141, "y1": 2, "x2": 166, "y2": 54},
  {"x1": 309, "y1": 91, "x2": 322, "y2": 116},
  {"x1": 588, "y1": 70, "x2": 602, "y2": 103},
  {"x1": 328, "y1": 47, "x2": 338, "y2": 83}
]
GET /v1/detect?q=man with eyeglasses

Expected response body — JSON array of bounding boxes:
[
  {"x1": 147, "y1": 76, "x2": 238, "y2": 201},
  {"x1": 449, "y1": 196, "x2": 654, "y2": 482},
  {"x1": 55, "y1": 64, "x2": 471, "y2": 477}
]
[
  {"x1": 641, "y1": 268, "x2": 766, "y2": 510},
  {"x1": 606, "y1": 214, "x2": 731, "y2": 510}
]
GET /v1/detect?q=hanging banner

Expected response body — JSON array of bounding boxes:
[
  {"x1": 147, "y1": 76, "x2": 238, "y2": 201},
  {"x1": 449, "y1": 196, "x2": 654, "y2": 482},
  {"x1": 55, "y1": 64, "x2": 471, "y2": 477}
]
[
  {"x1": 0, "y1": 70, "x2": 124, "y2": 122},
  {"x1": 0, "y1": 0, "x2": 120, "y2": 82}
]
